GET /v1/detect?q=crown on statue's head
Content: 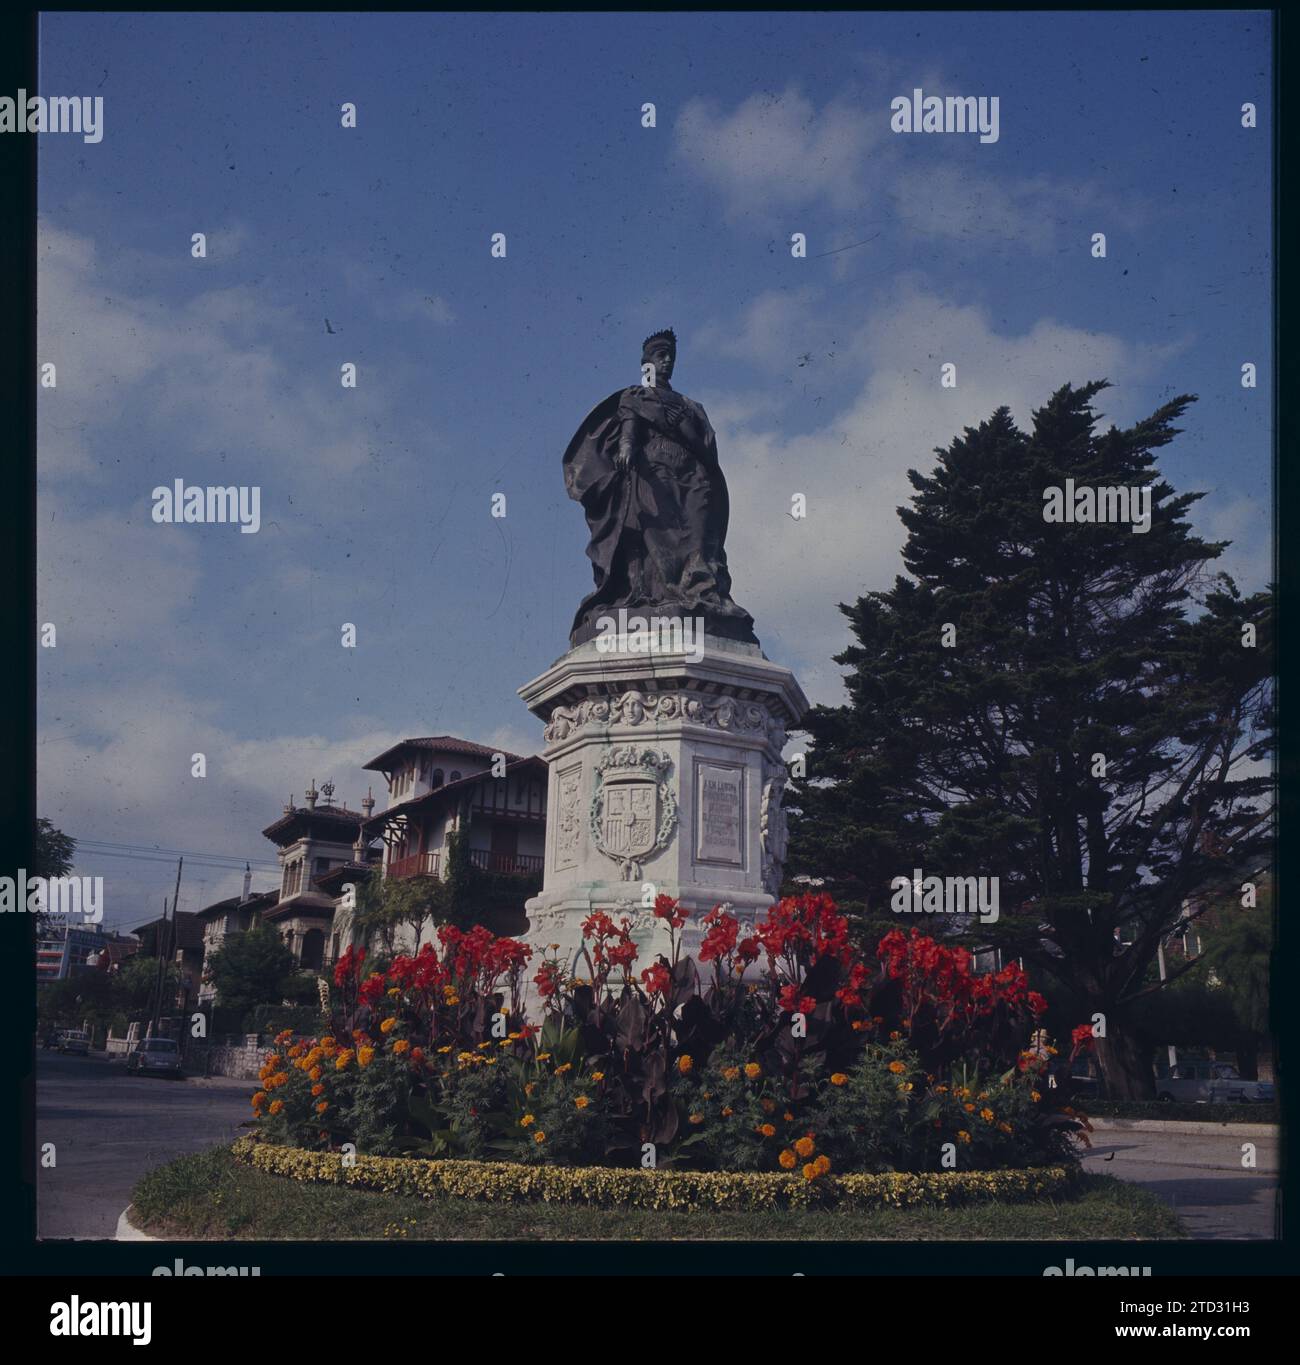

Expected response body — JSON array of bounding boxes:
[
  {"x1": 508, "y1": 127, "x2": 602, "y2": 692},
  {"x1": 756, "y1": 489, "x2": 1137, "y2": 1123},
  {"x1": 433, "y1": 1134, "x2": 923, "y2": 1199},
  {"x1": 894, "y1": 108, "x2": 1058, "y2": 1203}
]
[{"x1": 641, "y1": 328, "x2": 677, "y2": 355}]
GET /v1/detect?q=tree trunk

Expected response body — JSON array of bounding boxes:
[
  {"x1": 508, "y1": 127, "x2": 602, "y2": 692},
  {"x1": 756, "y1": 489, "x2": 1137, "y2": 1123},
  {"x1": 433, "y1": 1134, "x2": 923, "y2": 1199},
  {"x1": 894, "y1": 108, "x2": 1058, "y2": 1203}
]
[
  {"x1": 1094, "y1": 1026, "x2": 1156, "y2": 1100},
  {"x1": 1235, "y1": 1032, "x2": 1259, "y2": 1080}
]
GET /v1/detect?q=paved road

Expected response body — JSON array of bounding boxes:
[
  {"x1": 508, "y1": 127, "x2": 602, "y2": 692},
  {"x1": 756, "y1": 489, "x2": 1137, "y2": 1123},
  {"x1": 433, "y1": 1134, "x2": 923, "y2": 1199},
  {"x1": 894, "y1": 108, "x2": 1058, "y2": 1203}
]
[
  {"x1": 36, "y1": 1051, "x2": 253, "y2": 1240},
  {"x1": 1080, "y1": 1129, "x2": 1279, "y2": 1240}
]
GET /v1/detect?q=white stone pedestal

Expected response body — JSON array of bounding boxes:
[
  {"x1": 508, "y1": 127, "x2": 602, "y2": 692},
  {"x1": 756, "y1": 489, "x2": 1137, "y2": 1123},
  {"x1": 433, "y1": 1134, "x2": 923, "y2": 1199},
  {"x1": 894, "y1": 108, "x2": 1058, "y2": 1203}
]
[{"x1": 519, "y1": 634, "x2": 808, "y2": 982}]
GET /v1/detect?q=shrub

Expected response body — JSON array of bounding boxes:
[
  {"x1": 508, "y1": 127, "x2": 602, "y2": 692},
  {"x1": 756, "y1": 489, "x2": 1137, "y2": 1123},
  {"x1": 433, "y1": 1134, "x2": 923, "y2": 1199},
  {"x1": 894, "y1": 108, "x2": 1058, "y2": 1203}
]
[
  {"x1": 231, "y1": 1137, "x2": 1080, "y2": 1210},
  {"x1": 246, "y1": 894, "x2": 1093, "y2": 1175}
]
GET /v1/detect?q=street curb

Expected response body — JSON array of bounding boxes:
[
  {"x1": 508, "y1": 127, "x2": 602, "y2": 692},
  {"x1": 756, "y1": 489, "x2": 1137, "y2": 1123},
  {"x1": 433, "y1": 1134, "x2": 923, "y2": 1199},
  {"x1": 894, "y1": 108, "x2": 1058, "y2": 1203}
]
[
  {"x1": 1088, "y1": 1118, "x2": 1277, "y2": 1138},
  {"x1": 115, "y1": 1206, "x2": 158, "y2": 1242}
]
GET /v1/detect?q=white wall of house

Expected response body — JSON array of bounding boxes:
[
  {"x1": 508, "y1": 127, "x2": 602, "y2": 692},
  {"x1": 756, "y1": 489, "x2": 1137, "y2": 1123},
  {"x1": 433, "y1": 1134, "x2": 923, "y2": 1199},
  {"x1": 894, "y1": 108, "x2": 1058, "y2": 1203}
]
[
  {"x1": 279, "y1": 836, "x2": 357, "y2": 898},
  {"x1": 382, "y1": 750, "x2": 493, "y2": 810}
]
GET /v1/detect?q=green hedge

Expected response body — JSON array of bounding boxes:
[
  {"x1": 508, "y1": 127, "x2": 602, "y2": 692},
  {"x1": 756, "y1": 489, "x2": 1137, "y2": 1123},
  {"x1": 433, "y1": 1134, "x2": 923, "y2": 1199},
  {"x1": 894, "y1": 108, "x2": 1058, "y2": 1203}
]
[
  {"x1": 1088, "y1": 1100, "x2": 1277, "y2": 1124},
  {"x1": 230, "y1": 1137, "x2": 1079, "y2": 1211}
]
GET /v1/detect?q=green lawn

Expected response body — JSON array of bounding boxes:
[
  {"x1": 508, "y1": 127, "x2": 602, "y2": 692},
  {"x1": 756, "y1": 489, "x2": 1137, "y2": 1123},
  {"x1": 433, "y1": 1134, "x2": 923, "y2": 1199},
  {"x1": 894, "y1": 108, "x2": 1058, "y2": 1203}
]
[{"x1": 131, "y1": 1146, "x2": 1184, "y2": 1241}]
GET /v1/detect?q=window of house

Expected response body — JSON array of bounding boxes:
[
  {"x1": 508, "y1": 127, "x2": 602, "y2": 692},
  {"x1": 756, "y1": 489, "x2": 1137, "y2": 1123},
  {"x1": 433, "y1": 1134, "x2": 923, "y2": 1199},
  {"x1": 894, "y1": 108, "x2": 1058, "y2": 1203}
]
[
  {"x1": 314, "y1": 857, "x2": 330, "y2": 877},
  {"x1": 431, "y1": 768, "x2": 443, "y2": 787},
  {"x1": 449, "y1": 770, "x2": 462, "y2": 783}
]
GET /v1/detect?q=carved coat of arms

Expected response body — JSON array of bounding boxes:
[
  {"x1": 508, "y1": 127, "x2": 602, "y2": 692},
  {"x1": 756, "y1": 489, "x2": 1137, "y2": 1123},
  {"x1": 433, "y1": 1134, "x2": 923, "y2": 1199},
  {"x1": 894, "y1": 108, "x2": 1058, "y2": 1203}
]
[{"x1": 589, "y1": 746, "x2": 677, "y2": 880}]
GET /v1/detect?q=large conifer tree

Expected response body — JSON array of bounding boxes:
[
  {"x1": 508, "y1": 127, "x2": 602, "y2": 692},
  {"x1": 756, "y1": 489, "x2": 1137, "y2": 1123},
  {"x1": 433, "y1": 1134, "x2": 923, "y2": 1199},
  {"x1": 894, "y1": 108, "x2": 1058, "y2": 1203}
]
[{"x1": 789, "y1": 382, "x2": 1273, "y2": 1097}]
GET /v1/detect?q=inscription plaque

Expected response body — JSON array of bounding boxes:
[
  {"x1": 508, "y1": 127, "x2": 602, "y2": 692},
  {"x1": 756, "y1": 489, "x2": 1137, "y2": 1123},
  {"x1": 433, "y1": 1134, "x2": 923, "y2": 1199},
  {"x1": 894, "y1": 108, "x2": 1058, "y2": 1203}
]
[{"x1": 696, "y1": 762, "x2": 743, "y2": 865}]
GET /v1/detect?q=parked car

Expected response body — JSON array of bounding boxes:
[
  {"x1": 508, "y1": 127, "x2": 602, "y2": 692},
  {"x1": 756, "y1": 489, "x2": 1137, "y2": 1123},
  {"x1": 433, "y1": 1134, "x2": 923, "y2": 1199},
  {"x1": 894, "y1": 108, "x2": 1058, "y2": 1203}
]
[
  {"x1": 126, "y1": 1037, "x2": 184, "y2": 1079},
  {"x1": 56, "y1": 1030, "x2": 90, "y2": 1056},
  {"x1": 1156, "y1": 1061, "x2": 1272, "y2": 1103}
]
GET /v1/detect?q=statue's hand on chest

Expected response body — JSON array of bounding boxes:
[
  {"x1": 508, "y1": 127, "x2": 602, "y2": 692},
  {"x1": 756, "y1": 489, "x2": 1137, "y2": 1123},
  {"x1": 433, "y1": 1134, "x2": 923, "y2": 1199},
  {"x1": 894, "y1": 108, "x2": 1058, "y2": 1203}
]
[{"x1": 624, "y1": 386, "x2": 688, "y2": 431}]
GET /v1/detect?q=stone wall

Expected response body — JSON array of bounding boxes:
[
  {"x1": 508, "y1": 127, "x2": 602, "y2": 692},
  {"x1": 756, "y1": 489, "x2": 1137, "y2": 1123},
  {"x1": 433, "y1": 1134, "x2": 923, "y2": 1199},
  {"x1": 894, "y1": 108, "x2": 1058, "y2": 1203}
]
[{"x1": 183, "y1": 1035, "x2": 268, "y2": 1080}]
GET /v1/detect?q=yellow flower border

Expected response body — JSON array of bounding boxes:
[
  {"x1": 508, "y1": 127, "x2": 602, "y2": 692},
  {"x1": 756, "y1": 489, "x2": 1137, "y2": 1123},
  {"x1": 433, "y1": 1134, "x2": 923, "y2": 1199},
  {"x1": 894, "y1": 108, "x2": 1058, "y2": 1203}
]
[{"x1": 230, "y1": 1138, "x2": 1078, "y2": 1211}]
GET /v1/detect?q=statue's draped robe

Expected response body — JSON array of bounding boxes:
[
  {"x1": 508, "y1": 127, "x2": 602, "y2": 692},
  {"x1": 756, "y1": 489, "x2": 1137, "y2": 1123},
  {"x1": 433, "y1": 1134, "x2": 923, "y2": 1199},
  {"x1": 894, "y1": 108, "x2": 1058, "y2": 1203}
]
[{"x1": 562, "y1": 382, "x2": 757, "y2": 646}]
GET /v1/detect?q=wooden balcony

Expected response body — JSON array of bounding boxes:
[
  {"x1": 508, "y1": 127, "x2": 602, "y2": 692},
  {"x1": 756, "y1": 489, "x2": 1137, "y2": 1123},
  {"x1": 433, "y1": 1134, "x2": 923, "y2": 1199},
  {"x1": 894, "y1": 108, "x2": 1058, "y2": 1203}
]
[
  {"x1": 387, "y1": 851, "x2": 441, "y2": 880},
  {"x1": 387, "y1": 849, "x2": 543, "y2": 880},
  {"x1": 468, "y1": 849, "x2": 544, "y2": 876}
]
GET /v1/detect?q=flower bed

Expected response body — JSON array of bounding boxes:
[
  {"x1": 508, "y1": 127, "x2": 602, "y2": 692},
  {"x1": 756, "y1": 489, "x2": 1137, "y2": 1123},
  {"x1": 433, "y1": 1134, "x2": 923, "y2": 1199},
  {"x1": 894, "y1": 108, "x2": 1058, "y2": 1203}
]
[
  {"x1": 230, "y1": 1136, "x2": 1079, "y2": 1211},
  {"x1": 248, "y1": 893, "x2": 1095, "y2": 1178}
]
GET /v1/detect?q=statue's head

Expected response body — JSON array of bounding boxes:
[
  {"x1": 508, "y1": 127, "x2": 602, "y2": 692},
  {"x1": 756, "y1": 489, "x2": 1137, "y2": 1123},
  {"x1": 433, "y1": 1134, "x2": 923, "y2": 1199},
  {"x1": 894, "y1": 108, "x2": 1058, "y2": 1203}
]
[{"x1": 641, "y1": 328, "x2": 677, "y2": 384}]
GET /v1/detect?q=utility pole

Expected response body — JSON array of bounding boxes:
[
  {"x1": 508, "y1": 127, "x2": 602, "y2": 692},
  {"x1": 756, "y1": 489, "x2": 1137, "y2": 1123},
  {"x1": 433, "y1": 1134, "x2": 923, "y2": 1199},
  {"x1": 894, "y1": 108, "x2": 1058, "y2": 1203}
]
[{"x1": 150, "y1": 856, "x2": 183, "y2": 1038}]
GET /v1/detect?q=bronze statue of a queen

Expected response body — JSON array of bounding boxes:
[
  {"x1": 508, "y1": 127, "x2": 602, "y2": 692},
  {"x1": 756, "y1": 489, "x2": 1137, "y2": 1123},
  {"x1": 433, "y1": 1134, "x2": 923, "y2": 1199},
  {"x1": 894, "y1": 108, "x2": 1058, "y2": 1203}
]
[{"x1": 562, "y1": 329, "x2": 757, "y2": 648}]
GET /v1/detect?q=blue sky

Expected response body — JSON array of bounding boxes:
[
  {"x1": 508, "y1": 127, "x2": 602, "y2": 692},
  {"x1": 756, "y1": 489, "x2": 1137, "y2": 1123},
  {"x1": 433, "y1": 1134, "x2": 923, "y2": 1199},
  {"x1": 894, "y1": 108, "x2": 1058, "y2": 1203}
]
[{"x1": 35, "y1": 10, "x2": 1272, "y2": 931}]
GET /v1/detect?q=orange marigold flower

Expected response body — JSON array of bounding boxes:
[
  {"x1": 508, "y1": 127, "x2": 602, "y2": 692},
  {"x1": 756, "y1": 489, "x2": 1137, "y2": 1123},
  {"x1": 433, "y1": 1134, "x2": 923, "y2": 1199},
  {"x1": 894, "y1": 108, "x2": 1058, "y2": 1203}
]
[
  {"x1": 980, "y1": 1107, "x2": 994, "y2": 1122},
  {"x1": 964, "y1": 1102, "x2": 976, "y2": 1112},
  {"x1": 1030, "y1": 1091, "x2": 1042, "y2": 1103},
  {"x1": 743, "y1": 1062, "x2": 762, "y2": 1079},
  {"x1": 957, "y1": 1130, "x2": 972, "y2": 1143},
  {"x1": 392, "y1": 1039, "x2": 410, "y2": 1056},
  {"x1": 721, "y1": 1106, "x2": 734, "y2": 1117},
  {"x1": 794, "y1": 1135, "x2": 816, "y2": 1158},
  {"x1": 251, "y1": 1091, "x2": 267, "y2": 1109},
  {"x1": 779, "y1": 1149, "x2": 797, "y2": 1170},
  {"x1": 555, "y1": 1062, "x2": 572, "y2": 1075},
  {"x1": 357, "y1": 1045, "x2": 375, "y2": 1068},
  {"x1": 379, "y1": 1017, "x2": 397, "y2": 1034},
  {"x1": 998, "y1": 1121, "x2": 1013, "y2": 1134},
  {"x1": 722, "y1": 1066, "x2": 740, "y2": 1081},
  {"x1": 309, "y1": 1066, "x2": 323, "y2": 1082},
  {"x1": 269, "y1": 1099, "x2": 284, "y2": 1115},
  {"x1": 336, "y1": 1050, "x2": 354, "y2": 1071},
  {"x1": 520, "y1": 1114, "x2": 536, "y2": 1127},
  {"x1": 784, "y1": 1110, "x2": 795, "y2": 1122},
  {"x1": 888, "y1": 1060, "x2": 905, "y2": 1074},
  {"x1": 591, "y1": 1071, "x2": 605, "y2": 1082},
  {"x1": 574, "y1": 1096, "x2": 590, "y2": 1110},
  {"x1": 689, "y1": 1113, "x2": 704, "y2": 1125},
  {"x1": 533, "y1": 1131, "x2": 546, "y2": 1144},
  {"x1": 802, "y1": 1163, "x2": 818, "y2": 1182},
  {"x1": 310, "y1": 1083, "x2": 324, "y2": 1096},
  {"x1": 756, "y1": 1123, "x2": 776, "y2": 1138},
  {"x1": 813, "y1": 1154, "x2": 831, "y2": 1176},
  {"x1": 315, "y1": 1101, "x2": 329, "y2": 1114},
  {"x1": 677, "y1": 1055, "x2": 694, "y2": 1075},
  {"x1": 830, "y1": 1073, "x2": 848, "y2": 1087}
]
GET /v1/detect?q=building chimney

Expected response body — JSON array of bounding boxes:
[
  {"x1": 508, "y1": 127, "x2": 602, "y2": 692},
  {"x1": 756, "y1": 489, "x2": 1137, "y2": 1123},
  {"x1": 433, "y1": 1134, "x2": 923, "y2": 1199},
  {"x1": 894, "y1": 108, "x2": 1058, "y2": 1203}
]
[
  {"x1": 241, "y1": 862, "x2": 252, "y2": 904},
  {"x1": 305, "y1": 779, "x2": 318, "y2": 810}
]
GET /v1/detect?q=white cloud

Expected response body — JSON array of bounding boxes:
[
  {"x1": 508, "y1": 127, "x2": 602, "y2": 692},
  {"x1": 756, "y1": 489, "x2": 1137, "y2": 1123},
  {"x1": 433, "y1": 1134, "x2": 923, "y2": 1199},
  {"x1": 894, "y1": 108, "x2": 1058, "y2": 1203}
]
[
  {"x1": 713, "y1": 282, "x2": 1175, "y2": 702},
  {"x1": 1197, "y1": 492, "x2": 1271, "y2": 592},
  {"x1": 674, "y1": 88, "x2": 884, "y2": 216},
  {"x1": 37, "y1": 219, "x2": 409, "y2": 491},
  {"x1": 674, "y1": 87, "x2": 1155, "y2": 254}
]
